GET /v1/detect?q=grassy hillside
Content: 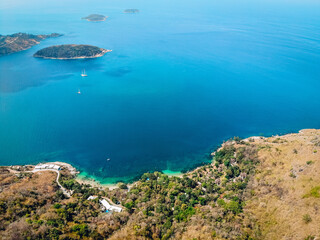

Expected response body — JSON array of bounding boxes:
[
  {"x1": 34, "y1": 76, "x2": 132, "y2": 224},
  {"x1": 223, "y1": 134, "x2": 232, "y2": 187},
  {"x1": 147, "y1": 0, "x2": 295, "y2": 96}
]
[{"x1": 243, "y1": 129, "x2": 320, "y2": 240}]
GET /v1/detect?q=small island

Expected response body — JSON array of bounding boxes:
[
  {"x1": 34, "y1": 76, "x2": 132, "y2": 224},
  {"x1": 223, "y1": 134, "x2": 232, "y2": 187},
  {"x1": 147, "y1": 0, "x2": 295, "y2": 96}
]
[
  {"x1": 124, "y1": 9, "x2": 140, "y2": 13},
  {"x1": 33, "y1": 44, "x2": 111, "y2": 59},
  {"x1": 82, "y1": 14, "x2": 108, "y2": 22},
  {"x1": 0, "y1": 33, "x2": 62, "y2": 56}
]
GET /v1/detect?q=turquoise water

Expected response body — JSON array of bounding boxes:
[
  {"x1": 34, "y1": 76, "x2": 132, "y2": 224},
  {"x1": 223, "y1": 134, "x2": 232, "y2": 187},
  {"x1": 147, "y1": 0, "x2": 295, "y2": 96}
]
[{"x1": 1, "y1": 0, "x2": 320, "y2": 183}]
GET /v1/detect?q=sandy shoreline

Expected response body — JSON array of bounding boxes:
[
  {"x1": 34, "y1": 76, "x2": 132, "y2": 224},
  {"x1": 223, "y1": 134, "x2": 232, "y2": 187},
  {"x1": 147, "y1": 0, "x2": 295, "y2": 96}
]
[
  {"x1": 76, "y1": 169, "x2": 184, "y2": 190},
  {"x1": 76, "y1": 175, "x2": 119, "y2": 190}
]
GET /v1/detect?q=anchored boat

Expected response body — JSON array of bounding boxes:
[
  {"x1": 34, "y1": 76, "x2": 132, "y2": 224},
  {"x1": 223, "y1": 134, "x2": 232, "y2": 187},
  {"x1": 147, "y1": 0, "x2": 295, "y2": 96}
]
[{"x1": 81, "y1": 69, "x2": 87, "y2": 77}]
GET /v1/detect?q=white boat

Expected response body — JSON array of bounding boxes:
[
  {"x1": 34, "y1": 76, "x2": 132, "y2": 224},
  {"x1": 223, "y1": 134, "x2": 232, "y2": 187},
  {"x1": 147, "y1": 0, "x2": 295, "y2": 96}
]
[
  {"x1": 81, "y1": 69, "x2": 87, "y2": 77},
  {"x1": 77, "y1": 89, "x2": 81, "y2": 94}
]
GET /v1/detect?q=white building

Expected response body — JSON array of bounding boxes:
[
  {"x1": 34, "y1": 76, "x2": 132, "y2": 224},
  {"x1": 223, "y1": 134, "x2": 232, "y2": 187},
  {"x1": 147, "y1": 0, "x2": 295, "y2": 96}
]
[
  {"x1": 34, "y1": 164, "x2": 61, "y2": 171},
  {"x1": 99, "y1": 199, "x2": 122, "y2": 213},
  {"x1": 87, "y1": 196, "x2": 98, "y2": 200},
  {"x1": 52, "y1": 165, "x2": 61, "y2": 170}
]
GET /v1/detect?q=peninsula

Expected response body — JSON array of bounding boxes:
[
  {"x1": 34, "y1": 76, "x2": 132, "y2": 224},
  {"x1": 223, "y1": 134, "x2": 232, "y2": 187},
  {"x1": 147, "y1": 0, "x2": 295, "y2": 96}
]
[
  {"x1": 0, "y1": 33, "x2": 62, "y2": 56},
  {"x1": 82, "y1": 14, "x2": 108, "y2": 22},
  {"x1": 33, "y1": 44, "x2": 111, "y2": 59},
  {"x1": 1, "y1": 129, "x2": 320, "y2": 239}
]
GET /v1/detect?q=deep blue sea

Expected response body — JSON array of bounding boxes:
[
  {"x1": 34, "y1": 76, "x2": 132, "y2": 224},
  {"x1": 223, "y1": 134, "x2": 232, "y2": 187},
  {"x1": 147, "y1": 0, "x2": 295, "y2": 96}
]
[{"x1": 0, "y1": 0, "x2": 320, "y2": 183}]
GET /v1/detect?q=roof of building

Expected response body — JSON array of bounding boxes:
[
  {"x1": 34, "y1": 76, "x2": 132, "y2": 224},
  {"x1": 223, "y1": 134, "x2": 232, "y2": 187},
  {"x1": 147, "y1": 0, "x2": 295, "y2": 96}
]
[
  {"x1": 99, "y1": 199, "x2": 122, "y2": 212},
  {"x1": 87, "y1": 196, "x2": 98, "y2": 200},
  {"x1": 34, "y1": 164, "x2": 61, "y2": 171}
]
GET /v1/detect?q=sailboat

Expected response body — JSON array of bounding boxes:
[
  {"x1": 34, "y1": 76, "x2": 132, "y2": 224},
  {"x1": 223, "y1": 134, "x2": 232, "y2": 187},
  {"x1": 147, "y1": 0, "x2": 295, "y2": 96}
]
[
  {"x1": 81, "y1": 69, "x2": 87, "y2": 77},
  {"x1": 77, "y1": 89, "x2": 81, "y2": 94}
]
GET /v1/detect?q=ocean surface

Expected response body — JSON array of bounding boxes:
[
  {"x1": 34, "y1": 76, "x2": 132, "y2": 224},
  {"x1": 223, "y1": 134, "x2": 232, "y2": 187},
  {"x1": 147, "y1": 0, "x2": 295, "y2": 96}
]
[{"x1": 1, "y1": 0, "x2": 320, "y2": 183}]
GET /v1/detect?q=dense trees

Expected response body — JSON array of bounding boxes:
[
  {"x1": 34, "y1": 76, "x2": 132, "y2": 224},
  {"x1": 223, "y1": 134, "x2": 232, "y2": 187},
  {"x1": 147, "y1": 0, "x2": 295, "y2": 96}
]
[
  {"x1": 0, "y1": 142, "x2": 259, "y2": 239},
  {"x1": 108, "y1": 143, "x2": 259, "y2": 239},
  {"x1": 33, "y1": 45, "x2": 105, "y2": 59}
]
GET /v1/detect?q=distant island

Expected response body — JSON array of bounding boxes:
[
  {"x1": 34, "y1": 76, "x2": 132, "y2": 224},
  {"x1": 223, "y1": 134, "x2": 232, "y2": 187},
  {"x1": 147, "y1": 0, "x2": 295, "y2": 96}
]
[
  {"x1": 33, "y1": 44, "x2": 111, "y2": 59},
  {"x1": 124, "y1": 9, "x2": 139, "y2": 13},
  {"x1": 82, "y1": 14, "x2": 108, "y2": 22},
  {"x1": 0, "y1": 33, "x2": 62, "y2": 56}
]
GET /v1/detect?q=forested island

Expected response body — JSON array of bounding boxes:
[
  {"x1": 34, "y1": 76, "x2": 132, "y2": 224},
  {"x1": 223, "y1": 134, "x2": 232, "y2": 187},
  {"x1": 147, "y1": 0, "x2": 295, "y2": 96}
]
[
  {"x1": 1, "y1": 129, "x2": 320, "y2": 239},
  {"x1": 82, "y1": 14, "x2": 108, "y2": 22},
  {"x1": 0, "y1": 33, "x2": 62, "y2": 56},
  {"x1": 33, "y1": 44, "x2": 111, "y2": 59}
]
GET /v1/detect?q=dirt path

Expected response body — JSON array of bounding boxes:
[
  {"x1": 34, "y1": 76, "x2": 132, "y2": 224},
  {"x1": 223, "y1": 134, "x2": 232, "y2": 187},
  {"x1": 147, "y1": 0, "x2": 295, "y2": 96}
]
[{"x1": 31, "y1": 169, "x2": 71, "y2": 197}]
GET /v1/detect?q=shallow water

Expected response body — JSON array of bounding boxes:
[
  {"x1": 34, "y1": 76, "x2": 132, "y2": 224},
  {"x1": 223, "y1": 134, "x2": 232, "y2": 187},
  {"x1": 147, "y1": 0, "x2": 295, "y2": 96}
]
[{"x1": 0, "y1": 0, "x2": 320, "y2": 183}]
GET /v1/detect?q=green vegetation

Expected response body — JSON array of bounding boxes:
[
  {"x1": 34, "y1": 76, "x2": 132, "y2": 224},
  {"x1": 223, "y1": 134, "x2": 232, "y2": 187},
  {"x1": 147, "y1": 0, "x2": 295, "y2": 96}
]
[
  {"x1": 305, "y1": 235, "x2": 315, "y2": 240},
  {"x1": 33, "y1": 44, "x2": 107, "y2": 59},
  {"x1": 303, "y1": 214, "x2": 312, "y2": 224},
  {"x1": 290, "y1": 172, "x2": 297, "y2": 178},
  {"x1": 0, "y1": 33, "x2": 62, "y2": 56},
  {"x1": 118, "y1": 183, "x2": 128, "y2": 189},
  {"x1": 107, "y1": 143, "x2": 259, "y2": 239},
  {"x1": 303, "y1": 186, "x2": 320, "y2": 198},
  {"x1": 0, "y1": 141, "x2": 260, "y2": 239}
]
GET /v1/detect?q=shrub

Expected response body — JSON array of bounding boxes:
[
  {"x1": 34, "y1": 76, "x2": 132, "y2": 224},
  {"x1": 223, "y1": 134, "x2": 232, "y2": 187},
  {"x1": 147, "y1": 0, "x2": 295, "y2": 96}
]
[
  {"x1": 118, "y1": 183, "x2": 128, "y2": 189},
  {"x1": 303, "y1": 214, "x2": 312, "y2": 224},
  {"x1": 71, "y1": 224, "x2": 90, "y2": 237},
  {"x1": 226, "y1": 200, "x2": 242, "y2": 214},
  {"x1": 303, "y1": 186, "x2": 320, "y2": 198},
  {"x1": 289, "y1": 172, "x2": 296, "y2": 178},
  {"x1": 305, "y1": 235, "x2": 315, "y2": 240},
  {"x1": 53, "y1": 203, "x2": 62, "y2": 209}
]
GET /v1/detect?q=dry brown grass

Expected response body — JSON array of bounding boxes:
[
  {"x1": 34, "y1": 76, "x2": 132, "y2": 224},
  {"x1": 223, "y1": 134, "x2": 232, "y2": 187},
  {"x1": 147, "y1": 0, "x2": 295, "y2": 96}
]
[
  {"x1": 0, "y1": 171, "x2": 57, "y2": 199},
  {"x1": 244, "y1": 129, "x2": 320, "y2": 240}
]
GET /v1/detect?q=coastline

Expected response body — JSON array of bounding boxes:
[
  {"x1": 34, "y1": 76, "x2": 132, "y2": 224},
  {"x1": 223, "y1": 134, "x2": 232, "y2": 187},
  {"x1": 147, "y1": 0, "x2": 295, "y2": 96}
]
[
  {"x1": 0, "y1": 33, "x2": 62, "y2": 57},
  {"x1": 34, "y1": 49, "x2": 112, "y2": 60},
  {"x1": 76, "y1": 171, "x2": 119, "y2": 189},
  {"x1": 3, "y1": 129, "x2": 320, "y2": 238},
  {"x1": 76, "y1": 168, "x2": 184, "y2": 189},
  {"x1": 4, "y1": 129, "x2": 316, "y2": 191},
  {"x1": 162, "y1": 169, "x2": 183, "y2": 177}
]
